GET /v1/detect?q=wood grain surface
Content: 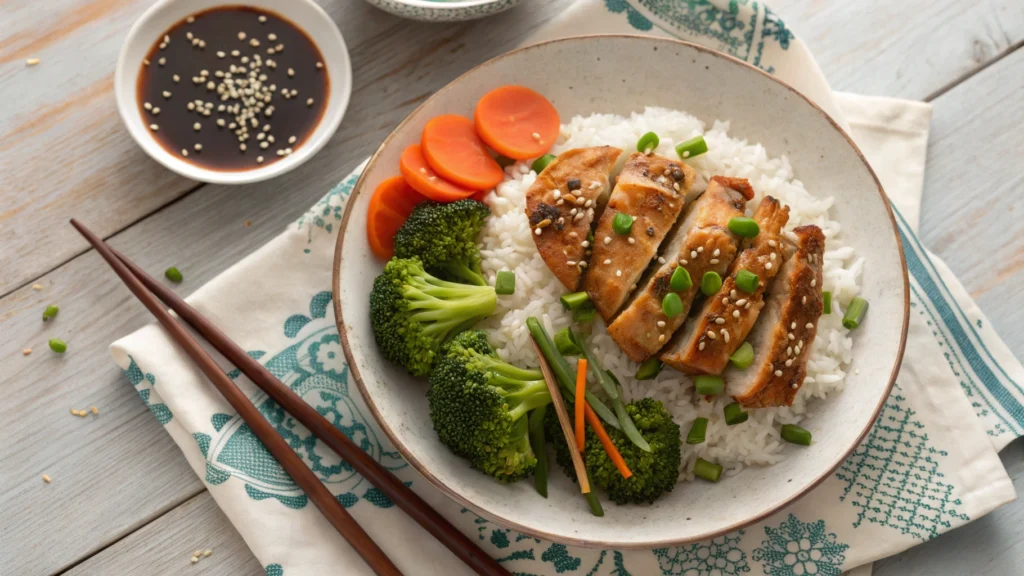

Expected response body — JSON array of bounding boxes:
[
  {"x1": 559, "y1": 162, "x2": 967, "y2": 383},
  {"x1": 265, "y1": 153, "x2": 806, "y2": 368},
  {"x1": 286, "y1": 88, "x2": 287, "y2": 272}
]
[{"x1": 0, "y1": 0, "x2": 1022, "y2": 574}]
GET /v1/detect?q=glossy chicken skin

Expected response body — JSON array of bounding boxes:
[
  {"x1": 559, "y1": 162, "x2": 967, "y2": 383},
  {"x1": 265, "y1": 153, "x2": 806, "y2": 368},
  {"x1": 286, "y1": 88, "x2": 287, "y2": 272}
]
[
  {"x1": 661, "y1": 195, "x2": 790, "y2": 374},
  {"x1": 584, "y1": 153, "x2": 695, "y2": 320},
  {"x1": 526, "y1": 146, "x2": 622, "y2": 291},
  {"x1": 724, "y1": 225, "x2": 826, "y2": 407},
  {"x1": 607, "y1": 176, "x2": 749, "y2": 362}
]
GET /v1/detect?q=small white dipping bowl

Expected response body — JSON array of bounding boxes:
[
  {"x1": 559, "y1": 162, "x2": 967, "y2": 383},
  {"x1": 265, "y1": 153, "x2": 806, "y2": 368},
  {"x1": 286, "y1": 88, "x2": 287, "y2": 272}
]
[
  {"x1": 363, "y1": 0, "x2": 521, "y2": 22},
  {"x1": 115, "y1": 0, "x2": 351, "y2": 185}
]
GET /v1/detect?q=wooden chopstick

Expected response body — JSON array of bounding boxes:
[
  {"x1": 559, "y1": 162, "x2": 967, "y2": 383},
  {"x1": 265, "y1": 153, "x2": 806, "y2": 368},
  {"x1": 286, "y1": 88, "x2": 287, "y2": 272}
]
[
  {"x1": 105, "y1": 246, "x2": 510, "y2": 576},
  {"x1": 70, "y1": 219, "x2": 403, "y2": 576},
  {"x1": 530, "y1": 340, "x2": 590, "y2": 493}
]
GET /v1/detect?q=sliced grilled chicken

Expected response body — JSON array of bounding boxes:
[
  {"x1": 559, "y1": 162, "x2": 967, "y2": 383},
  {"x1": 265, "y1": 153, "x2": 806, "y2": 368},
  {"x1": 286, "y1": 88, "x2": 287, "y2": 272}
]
[
  {"x1": 526, "y1": 146, "x2": 622, "y2": 291},
  {"x1": 660, "y1": 195, "x2": 791, "y2": 374},
  {"x1": 724, "y1": 225, "x2": 826, "y2": 407},
  {"x1": 583, "y1": 153, "x2": 696, "y2": 320},
  {"x1": 607, "y1": 176, "x2": 750, "y2": 362}
]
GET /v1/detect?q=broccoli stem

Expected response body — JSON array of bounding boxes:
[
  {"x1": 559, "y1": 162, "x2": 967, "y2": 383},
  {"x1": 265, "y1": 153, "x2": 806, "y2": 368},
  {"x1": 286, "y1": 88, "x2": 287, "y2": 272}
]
[
  {"x1": 475, "y1": 355, "x2": 544, "y2": 381},
  {"x1": 437, "y1": 260, "x2": 487, "y2": 286}
]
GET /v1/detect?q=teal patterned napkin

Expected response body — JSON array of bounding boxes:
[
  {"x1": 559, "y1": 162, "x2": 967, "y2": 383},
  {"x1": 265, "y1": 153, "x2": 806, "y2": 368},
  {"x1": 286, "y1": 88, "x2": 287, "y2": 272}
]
[{"x1": 111, "y1": 2, "x2": 1021, "y2": 575}]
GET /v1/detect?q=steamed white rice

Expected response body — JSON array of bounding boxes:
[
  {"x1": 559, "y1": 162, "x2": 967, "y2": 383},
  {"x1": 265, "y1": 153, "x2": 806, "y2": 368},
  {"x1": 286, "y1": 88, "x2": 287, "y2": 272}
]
[{"x1": 476, "y1": 107, "x2": 863, "y2": 481}]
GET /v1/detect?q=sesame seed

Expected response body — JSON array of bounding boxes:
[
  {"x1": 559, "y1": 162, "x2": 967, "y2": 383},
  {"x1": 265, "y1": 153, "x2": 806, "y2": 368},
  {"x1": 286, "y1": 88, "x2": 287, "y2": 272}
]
[
  {"x1": 316, "y1": 61, "x2": 323, "y2": 69},
  {"x1": 144, "y1": 102, "x2": 152, "y2": 110},
  {"x1": 710, "y1": 259, "x2": 719, "y2": 265},
  {"x1": 191, "y1": 557, "x2": 199, "y2": 564},
  {"x1": 690, "y1": 250, "x2": 697, "y2": 259},
  {"x1": 232, "y1": 49, "x2": 241, "y2": 57},
  {"x1": 566, "y1": 261, "x2": 576, "y2": 266},
  {"x1": 604, "y1": 236, "x2": 612, "y2": 245},
  {"x1": 792, "y1": 383, "x2": 799, "y2": 389},
  {"x1": 42, "y1": 474, "x2": 51, "y2": 483},
  {"x1": 90, "y1": 406, "x2": 98, "y2": 415},
  {"x1": 706, "y1": 331, "x2": 717, "y2": 340},
  {"x1": 699, "y1": 341, "x2": 706, "y2": 351},
  {"x1": 162, "y1": 90, "x2": 171, "y2": 99},
  {"x1": 584, "y1": 199, "x2": 592, "y2": 208},
  {"x1": 569, "y1": 208, "x2": 577, "y2": 216},
  {"x1": 534, "y1": 228, "x2": 542, "y2": 236},
  {"x1": 288, "y1": 67, "x2": 295, "y2": 77},
  {"x1": 628, "y1": 237, "x2": 636, "y2": 245},
  {"x1": 733, "y1": 310, "x2": 740, "y2": 318},
  {"x1": 768, "y1": 240, "x2": 777, "y2": 247},
  {"x1": 722, "y1": 330, "x2": 730, "y2": 343},
  {"x1": 730, "y1": 290, "x2": 737, "y2": 299},
  {"x1": 765, "y1": 262, "x2": 773, "y2": 270},
  {"x1": 143, "y1": 58, "x2": 150, "y2": 66},
  {"x1": 23, "y1": 57, "x2": 43, "y2": 66},
  {"x1": 575, "y1": 196, "x2": 585, "y2": 206},
  {"x1": 579, "y1": 261, "x2": 588, "y2": 268},
  {"x1": 204, "y1": 550, "x2": 213, "y2": 557},
  {"x1": 657, "y1": 321, "x2": 666, "y2": 328},
  {"x1": 531, "y1": 132, "x2": 541, "y2": 140},
  {"x1": 581, "y1": 240, "x2": 590, "y2": 248},
  {"x1": 306, "y1": 98, "x2": 314, "y2": 107},
  {"x1": 802, "y1": 296, "x2": 807, "y2": 305},
  {"x1": 658, "y1": 257, "x2": 666, "y2": 264},
  {"x1": 714, "y1": 317, "x2": 726, "y2": 325},
  {"x1": 787, "y1": 346, "x2": 793, "y2": 355},
  {"x1": 791, "y1": 322, "x2": 797, "y2": 329},
  {"x1": 811, "y1": 279, "x2": 816, "y2": 287},
  {"x1": 713, "y1": 248, "x2": 720, "y2": 257},
  {"x1": 745, "y1": 302, "x2": 751, "y2": 309},
  {"x1": 775, "y1": 370, "x2": 783, "y2": 377},
  {"x1": 798, "y1": 340, "x2": 804, "y2": 348},
  {"x1": 181, "y1": 149, "x2": 188, "y2": 156},
  {"x1": 787, "y1": 333, "x2": 795, "y2": 340},
  {"x1": 721, "y1": 297, "x2": 729, "y2": 305},
  {"x1": 158, "y1": 57, "x2": 166, "y2": 66},
  {"x1": 149, "y1": 124, "x2": 159, "y2": 131},
  {"x1": 770, "y1": 252, "x2": 777, "y2": 260},
  {"x1": 257, "y1": 156, "x2": 264, "y2": 163},
  {"x1": 22, "y1": 348, "x2": 32, "y2": 356},
  {"x1": 786, "y1": 359, "x2": 793, "y2": 367},
  {"x1": 260, "y1": 141, "x2": 269, "y2": 149},
  {"x1": 603, "y1": 259, "x2": 612, "y2": 265},
  {"x1": 193, "y1": 122, "x2": 202, "y2": 131},
  {"x1": 258, "y1": 15, "x2": 267, "y2": 22},
  {"x1": 193, "y1": 143, "x2": 203, "y2": 151},
  {"x1": 806, "y1": 323, "x2": 814, "y2": 329},
  {"x1": 658, "y1": 334, "x2": 666, "y2": 343},
  {"x1": 240, "y1": 143, "x2": 247, "y2": 151},
  {"x1": 250, "y1": 38, "x2": 260, "y2": 47},
  {"x1": 238, "y1": 31, "x2": 247, "y2": 40},
  {"x1": 697, "y1": 247, "x2": 704, "y2": 253},
  {"x1": 735, "y1": 299, "x2": 747, "y2": 306},
  {"x1": 616, "y1": 270, "x2": 622, "y2": 277},
  {"x1": 288, "y1": 135, "x2": 296, "y2": 144},
  {"x1": 679, "y1": 259, "x2": 688, "y2": 265},
  {"x1": 186, "y1": 15, "x2": 196, "y2": 23}
]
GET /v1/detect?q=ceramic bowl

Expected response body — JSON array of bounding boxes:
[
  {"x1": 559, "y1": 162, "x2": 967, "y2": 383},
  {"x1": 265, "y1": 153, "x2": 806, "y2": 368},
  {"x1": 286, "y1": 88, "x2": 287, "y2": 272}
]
[
  {"x1": 333, "y1": 35, "x2": 908, "y2": 548},
  {"x1": 115, "y1": 0, "x2": 352, "y2": 185},
  {"x1": 363, "y1": 0, "x2": 520, "y2": 22}
]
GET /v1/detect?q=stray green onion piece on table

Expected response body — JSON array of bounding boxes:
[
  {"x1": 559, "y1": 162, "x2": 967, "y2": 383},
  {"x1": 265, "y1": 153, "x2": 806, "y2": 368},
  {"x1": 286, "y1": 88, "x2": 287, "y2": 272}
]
[
  {"x1": 662, "y1": 292, "x2": 684, "y2": 318},
  {"x1": 612, "y1": 212, "x2": 633, "y2": 235},
  {"x1": 49, "y1": 338, "x2": 67, "y2": 354},
  {"x1": 723, "y1": 402, "x2": 749, "y2": 425},
  {"x1": 823, "y1": 291, "x2": 832, "y2": 314},
  {"x1": 694, "y1": 458, "x2": 723, "y2": 482},
  {"x1": 165, "y1": 266, "x2": 183, "y2": 283},
  {"x1": 700, "y1": 271, "x2": 722, "y2": 296},
  {"x1": 531, "y1": 154, "x2": 556, "y2": 174},
  {"x1": 560, "y1": 291, "x2": 590, "y2": 310},
  {"x1": 42, "y1": 305, "x2": 59, "y2": 321},
  {"x1": 686, "y1": 417, "x2": 708, "y2": 445},
  {"x1": 843, "y1": 296, "x2": 868, "y2": 330},
  {"x1": 670, "y1": 266, "x2": 692, "y2": 292},
  {"x1": 635, "y1": 357, "x2": 663, "y2": 380},
  {"x1": 728, "y1": 216, "x2": 760, "y2": 238},
  {"x1": 781, "y1": 424, "x2": 812, "y2": 446},
  {"x1": 728, "y1": 341, "x2": 754, "y2": 370},
  {"x1": 675, "y1": 135, "x2": 708, "y2": 159},
  {"x1": 554, "y1": 327, "x2": 582, "y2": 357},
  {"x1": 735, "y1": 269, "x2": 759, "y2": 293},
  {"x1": 637, "y1": 131, "x2": 660, "y2": 153},
  {"x1": 495, "y1": 270, "x2": 516, "y2": 295},
  {"x1": 573, "y1": 304, "x2": 596, "y2": 323},
  {"x1": 694, "y1": 374, "x2": 724, "y2": 395}
]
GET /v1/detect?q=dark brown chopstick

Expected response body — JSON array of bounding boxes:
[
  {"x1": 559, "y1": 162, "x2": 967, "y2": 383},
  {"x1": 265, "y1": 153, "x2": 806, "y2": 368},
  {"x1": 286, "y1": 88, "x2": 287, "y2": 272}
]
[
  {"x1": 70, "y1": 219, "x2": 403, "y2": 576},
  {"x1": 105, "y1": 247, "x2": 510, "y2": 576}
]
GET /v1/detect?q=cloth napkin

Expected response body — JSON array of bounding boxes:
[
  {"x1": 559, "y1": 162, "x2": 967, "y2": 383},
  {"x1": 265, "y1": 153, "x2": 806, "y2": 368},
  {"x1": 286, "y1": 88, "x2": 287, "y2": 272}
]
[{"x1": 111, "y1": 2, "x2": 1021, "y2": 575}]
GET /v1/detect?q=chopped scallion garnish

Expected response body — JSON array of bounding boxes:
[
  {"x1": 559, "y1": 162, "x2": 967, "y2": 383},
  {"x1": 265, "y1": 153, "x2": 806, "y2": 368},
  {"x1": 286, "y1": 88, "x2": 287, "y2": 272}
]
[
  {"x1": 686, "y1": 417, "x2": 708, "y2": 445},
  {"x1": 701, "y1": 271, "x2": 722, "y2": 296},
  {"x1": 724, "y1": 402, "x2": 748, "y2": 426},
  {"x1": 637, "y1": 132, "x2": 660, "y2": 153},
  {"x1": 42, "y1": 305, "x2": 59, "y2": 321},
  {"x1": 675, "y1": 135, "x2": 708, "y2": 159},
  {"x1": 823, "y1": 291, "x2": 832, "y2": 314},
  {"x1": 635, "y1": 357, "x2": 663, "y2": 380},
  {"x1": 662, "y1": 292, "x2": 684, "y2": 318},
  {"x1": 531, "y1": 154, "x2": 556, "y2": 173},
  {"x1": 165, "y1": 266, "x2": 183, "y2": 283},
  {"x1": 735, "y1": 269, "x2": 759, "y2": 293},
  {"x1": 554, "y1": 327, "x2": 582, "y2": 357},
  {"x1": 670, "y1": 266, "x2": 692, "y2": 292},
  {"x1": 694, "y1": 375, "x2": 724, "y2": 396},
  {"x1": 728, "y1": 216, "x2": 760, "y2": 238},
  {"x1": 694, "y1": 458, "x2": 722, "y2": 482},
  {"x1": 495, "y1": 270, "x2": 516, "y2": 295},
  {"x1": 612, "y1": 212, "x2": 633, "y2": 235},
  {"x1": 842, "y1": 296, "x2": 868, "y2": 330},
  {"x1": 728, "y1": 341, "x2": 754, "y2": 370},
  {"x1": 560, "y1": 291, "x2": 590, "y2": 310},
  {"x1": 781, "y1": 424, "x2": 812, "y2": 445}
]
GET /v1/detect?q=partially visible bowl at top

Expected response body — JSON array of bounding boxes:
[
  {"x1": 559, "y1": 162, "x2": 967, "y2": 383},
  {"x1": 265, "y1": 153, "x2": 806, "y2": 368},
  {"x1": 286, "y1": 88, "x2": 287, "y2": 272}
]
[
  {"x1": 115, "y1": 0, "x2": 351, "y2": 185},
  {"x1": 363, "y1": 0, "x2": 520, "y2": 22},
  {"x1": 334, "y1": 35, "x2": 908, "y2": 548}
]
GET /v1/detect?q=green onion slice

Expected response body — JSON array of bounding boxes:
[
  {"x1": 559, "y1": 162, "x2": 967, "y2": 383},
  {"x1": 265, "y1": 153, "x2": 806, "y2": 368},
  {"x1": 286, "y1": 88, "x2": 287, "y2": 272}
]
[
  {"x1": 823, "y1": 291, "x2": 832, "y2": 314},
  {"x1": 573, "y1": 304, "x2": 596, "y2": 323},
  {"x1": 724, "y1": 402, "x2": 749, "y2": 426},
  {"x1": 637, "y1": 131, "x2": 660, "y2": 153},
  {"x1": 843, "y1": 296, "x2": 868, "y2": 330},
  {"x1": 701, "y1": 271, "x2": 722, "y2": 296},
  {"x1": 662, "y1": 292, "x2": 684, "y2": 318},
  {"x1": 694, "y1": 375, "x2": 724, "y2": 396},
  {"x1": 532, "y1": 154, "x2": 556, "y2": 173},
  {"x1": 686, "y1": 417, "x2": 709, "y2": 445},
  {"x1": 670, "y1": 266, "x2": 692, "y2": 292},
  {"x1": 49, "y1": 338, "x2": 67, "y2": 354},
  {"x1": 728, "y1": 216, "x2": 760, "y2": 238},
  {"x1": 735, "y1": 269, "x2": 759, "y2": 293},
  {"x1": 554, "y1": 327, "x2": 582, "y2": 356},
  {"x1": 560, "y1": 291, "x2": 590, "y2": 310},
  {"x1": 728, "y1": 342, "x2": 754, "y2": 370},
  {"x1": 495, "y1": 270, "x2": 516, "y2": 295},
  {"x1": 780, "y1": 424, "x2": 812, "y2": 446},
  {"x1": 694, "y1": 458, "x2": 723, "y2": 482},
  {"x1": 612, "y1": 212, "x2": 633, "y2": 235},
  {"x1": 165, "y1": 266, "x2": 183, "y2": 283},
  {"x1": 675, "y1": 135, "x2": 708, "y2": 159},
  {"x1": 635, "y1": 358, "x2": 663, "y2": 381},
  {"x1": 42, "y1": 305, "x2": 59, "y2": 321}
]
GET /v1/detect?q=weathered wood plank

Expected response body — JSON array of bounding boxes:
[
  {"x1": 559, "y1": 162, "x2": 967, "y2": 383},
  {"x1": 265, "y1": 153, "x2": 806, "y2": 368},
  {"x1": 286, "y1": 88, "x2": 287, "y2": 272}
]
[
  {"x1": 62, "y1": 491, "x2": 265, "y2": 575},
  {"x1": 917, "y1": 46, "x2": 1024, "y2": 357},
  {"x1": 771, "y1": 0, "x2": 1024, "y2": 100},
  {"x1": 0, "y1": 2, "x2": 575, "y2": 574}
]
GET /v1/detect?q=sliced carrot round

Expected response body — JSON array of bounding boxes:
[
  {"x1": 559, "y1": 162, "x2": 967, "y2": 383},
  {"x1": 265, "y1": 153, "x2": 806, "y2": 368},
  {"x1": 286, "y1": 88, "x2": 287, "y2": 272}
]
[
  {"x1": 421, "y1": 115, "x2": 504, "y2": 191},
  {"x1": 475, "y1": 85, "x2": 560, "y2": 160},
  {"x1": 399, "y1": 144, "x2": 478, "y2": 202},
  {"x1": 367, "y1": 176, "x2": 424, "y2": 260}
]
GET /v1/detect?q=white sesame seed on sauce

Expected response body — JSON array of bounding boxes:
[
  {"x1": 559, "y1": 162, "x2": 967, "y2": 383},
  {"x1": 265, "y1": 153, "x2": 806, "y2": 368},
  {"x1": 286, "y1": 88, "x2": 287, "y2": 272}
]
[
  {"x1": 628, "y1": 237, "x2": 636, "y2": 245},
  {"x1": 534, "y1": 228, "x2": 542, "y2": 236},
  {"x1": 575, "y1": 196, "x2": 585, "y2": 206},
  {"x1": 256, "y1": 155, "x2": 264, "y2": 163},
  {"x1": 603, "y1": 259, "x2": 612, "y2": 265},
  {"x1": 239, "y1": 143, "x2": 247, "y2": 151},
  {"x1": 765, "y1": 262, "x2": 773, "y2": 270},
  {"x1": 584, "y1": 199, "x2": 593, "y2": 208},
  {"x1": 579, "y1": 261, "x2": 588, "y2": 268},
  {"x1": 811, "y1": 279, "x2": 817, "y2": 287},
  {"x1": 181, "y1": 149, "x2": 188, "y2": 156},
  {"x1": 714, "y1": 317, "x2": 726, "y2": 325},
  {"x1": 712, "y1": 248, "x2": 720, "y2": 257},
  {"x1": 735, "y1": 299, "x2": 747, "y2": 306},
  {"x1": 699, "y1": 341, "x2": 706, "y2": 351},
  {"x1": 316, "y1": 61, "x2": 323, "y2": 69},
  {"x1": 162, "y1": 90, "x2": 171, "y2": 99},
  {"x1": 258, "y1": 14, "x2": 267, "y2": 23},
  {"x1": 785, "y1": 359, "x2": 793, "y2": 367},
  {"x1": 769, "y1": 252, "x2": 777, "y2": 260},
  {"x1": 604, "y1": 236, "x2": 612, "y2": 245},
  {"x1": 566, "y1": 261, "x2": 576, "y2": 266},
  {"x1": 143, "y1": 58, "x2": 150, "y2": 66},
  {"x1": 806, "y1": 323, "x2": 814, "y2": 329},
  {"x1": 730, "y1": 290, "x2": 737, "y2": 299},
  {"x1": 238, "y1": 31, "x2": 247, "y2": 40},
  {"x1": 774, "y1": 370, "x2": 783, "y2": 377},
  {"x1": 288, "y1": 135, "x2": 297, "y2": 144},
  {"x1": 657, "y1": 257, "x2": 667, "y2": 265},
  {"x1": 710, "y1": 258, "x2": 719, "y2": 265},
  {"x1": 790, "y1": 322, "x2": 796, "y2": 330},
  {"x1": 26, "y1": 57, "x2": 41, "y2": 66},
  {"x1": 697, "y1": 247, "x2": 704, "y2": 253},
  {"x1": 615, "y1": 269, "x2": 622, "y2": 277},
  {"x1": 659, "y1": 334, "x2": 666, "y2": 343},
  {"x1": 143, "y1": 102, "x2": 152, "y2": 110},
  {"x1": 152, "y1": 107, "x2": 161, "y2": 115},
  {"x1": 690, "y1": 250, "x2": 697, "y2": 259},
  {"x1": 745, "y1": 302, "x2": 751, "y2": 309},
  {"x1": 722, "y1": 330, "x2": 730, "y2": 343},
  {"x1": 581, "y1": 240, "x2": 590, "y2": 248},
  {"x1": 768, "y1": 240, "x2": 777, "y2": 247},
  {"x1": 721, "y1": 297, "x2": 729, "y2": 305},
  {"x1": 193, "y1": 122, "x2": 202, "y2": 131},
  {"x1": 194, "y1": 143, "x2": 203, "y2": 151},
  {"x1": 787, "y1": 333, "x2": 795, "y2": 340},
  {"x1": 250, "y1": 38, "x2": 261, "y2": 47},
  {"x1": 260, "y1": 141, "x2": 269, "y2": 149},
  {"x1": 158, "y1": 57, "x2": 167, "y2": 66},
  {"x1": 787, "y1": 346, "x2": 793, "y2": 356},
  {"x1": 657, "y1": 321, "x2": 666, "y2": 328},
  {"x1": 149, "y1": 123, "x2": 159, "y2": 131},
  {"x1": 706, "y1": 330, "x2": 717, "y2": 340},
  {"x1": 802, "y1": 296, "x2": 807, "y2": 305},
  {"x1": 679, "y1": 259, "x2": 688, "y2": 266},
  {"x1": 733, "y1": 310, "x2": 740, "y2": 318}
]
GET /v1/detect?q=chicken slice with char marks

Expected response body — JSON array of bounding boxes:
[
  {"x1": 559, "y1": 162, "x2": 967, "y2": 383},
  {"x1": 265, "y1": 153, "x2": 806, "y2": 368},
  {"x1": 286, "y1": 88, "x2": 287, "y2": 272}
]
[
  {"x1": 724, "y1": 225, "x2": 826, "y2": 407},
  {"x1": 526, "y1": 146, "x2": 622, "y2": 291},
  {"x1": 661, "y1": 194, "x2": 790, "y2": 374},
  {"x1": 583, "y1": 153, "x2": 695, "y2": 320},
  {"x1": 607, "y1": 176, "x2": 749, "y2": 362}
]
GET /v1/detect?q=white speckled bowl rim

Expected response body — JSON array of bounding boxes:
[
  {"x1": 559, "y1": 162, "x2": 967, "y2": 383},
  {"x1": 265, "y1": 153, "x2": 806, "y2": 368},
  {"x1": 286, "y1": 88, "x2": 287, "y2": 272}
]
[{"x1": 334, "y1": 35, "x2": 909, "y2": 549}]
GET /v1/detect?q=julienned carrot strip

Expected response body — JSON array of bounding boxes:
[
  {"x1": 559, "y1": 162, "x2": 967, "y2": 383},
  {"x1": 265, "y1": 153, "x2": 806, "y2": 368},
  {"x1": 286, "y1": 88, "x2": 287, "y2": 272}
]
[
  {"x1": 574, "y1": 358, "x2": 587, "y2": 452},
  {"x1": 584, "y1": 404, "x2": 632, "y2": 479}
]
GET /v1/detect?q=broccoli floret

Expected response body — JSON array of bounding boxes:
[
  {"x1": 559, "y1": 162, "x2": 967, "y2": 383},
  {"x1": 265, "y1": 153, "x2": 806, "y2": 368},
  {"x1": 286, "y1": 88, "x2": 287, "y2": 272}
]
[
  {"x1": 547, "y1": 398, "x2": 681, "y2": 504},
  {"x1": 394, "y1": 200, "x2": 491, "y2": 286},
  {"x1": 428, "y1": 330, "x2": 552, "y2": 483},
  {"x1": 370, "y1": 258, "x2": 497, "y2": 377}
]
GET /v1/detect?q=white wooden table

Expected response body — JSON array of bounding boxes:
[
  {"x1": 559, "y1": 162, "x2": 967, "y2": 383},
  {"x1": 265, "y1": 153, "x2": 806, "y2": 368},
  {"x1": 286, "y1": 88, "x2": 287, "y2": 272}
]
[{"x1": 1, "y1": 1, "x2": 1022, "y2": 574}]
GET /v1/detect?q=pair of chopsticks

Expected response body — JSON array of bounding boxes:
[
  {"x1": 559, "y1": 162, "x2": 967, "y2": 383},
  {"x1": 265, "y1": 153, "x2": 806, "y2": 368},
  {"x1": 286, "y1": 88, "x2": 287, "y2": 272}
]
[
  {"x1": 70, "y1": 220, "x2": 509, "y2": 576},
  {"x1": 530, "y1": 341, "x2": 591, "y2": 494}
]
